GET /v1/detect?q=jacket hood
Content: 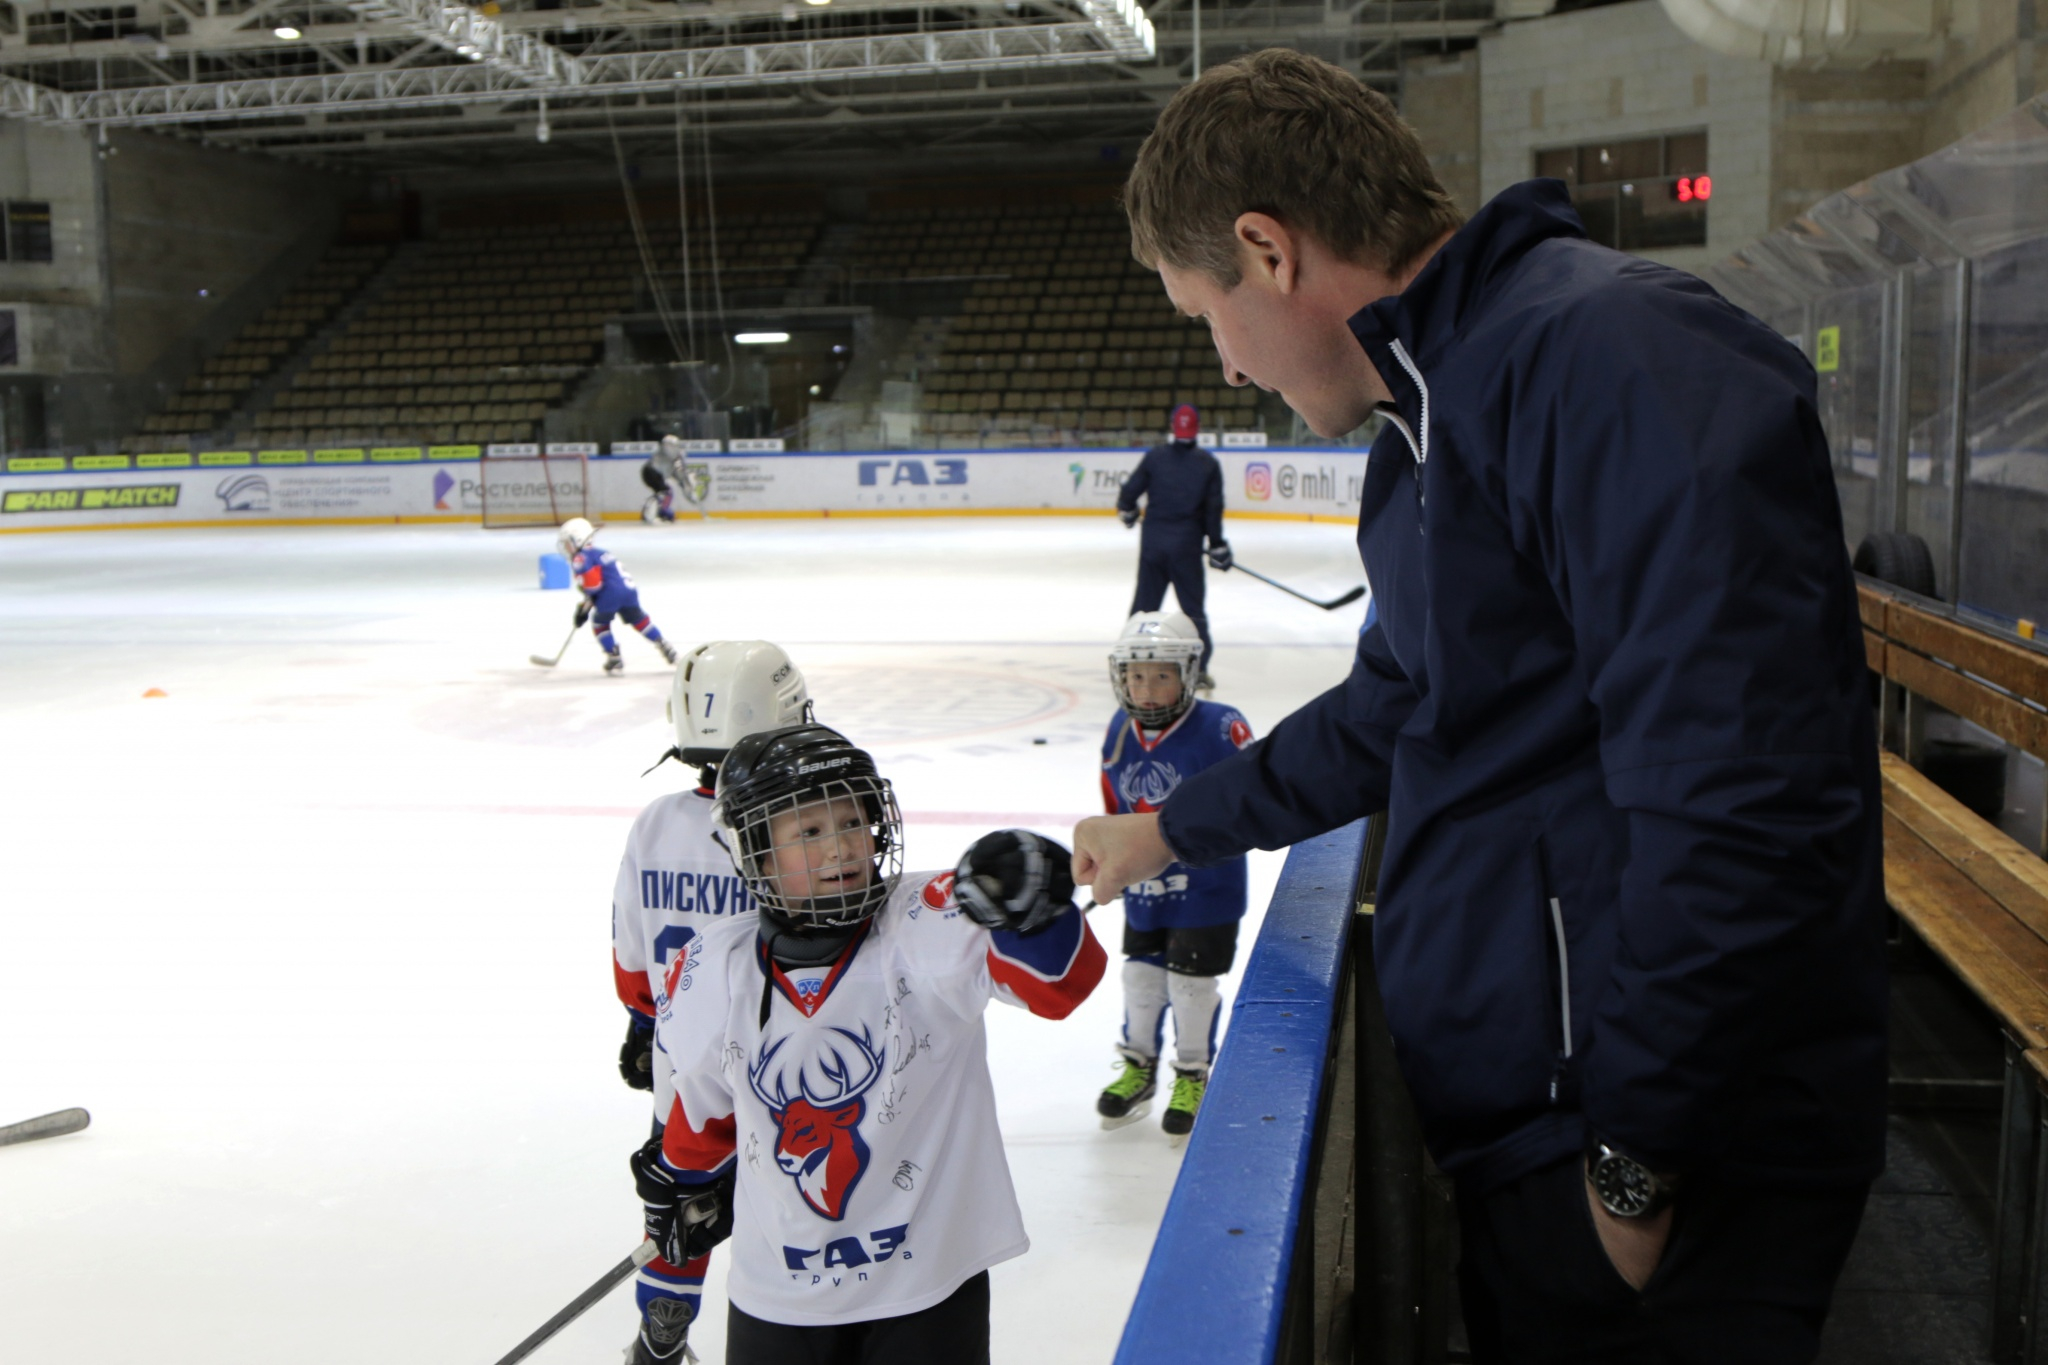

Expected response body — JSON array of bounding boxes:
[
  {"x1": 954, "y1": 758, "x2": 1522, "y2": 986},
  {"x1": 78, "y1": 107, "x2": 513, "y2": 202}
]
[{"x1": 1349, "y1": 179, "x2": 1588, "y2": 367}]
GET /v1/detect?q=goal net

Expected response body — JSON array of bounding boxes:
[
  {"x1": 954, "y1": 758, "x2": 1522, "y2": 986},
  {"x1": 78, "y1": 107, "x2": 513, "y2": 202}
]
[{"x1": 479, "y1": 453, "x2": 590, "y2": 530}]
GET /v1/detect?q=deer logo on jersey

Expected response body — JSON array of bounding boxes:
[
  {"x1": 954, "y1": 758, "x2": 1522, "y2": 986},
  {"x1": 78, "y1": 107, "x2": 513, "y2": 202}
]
[
  {"x1": 748, "y1": 1025, "x2": 886, "y2": 1221},
  {"x1": 1116, "y1": 758, "x2": 1183, "y2": 812}
]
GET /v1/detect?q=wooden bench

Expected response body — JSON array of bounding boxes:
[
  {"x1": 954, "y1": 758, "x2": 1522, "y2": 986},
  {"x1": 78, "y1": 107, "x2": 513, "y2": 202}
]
[{"x1": 1864, "y1": 582, "x2": 2048, "y2": 1360}]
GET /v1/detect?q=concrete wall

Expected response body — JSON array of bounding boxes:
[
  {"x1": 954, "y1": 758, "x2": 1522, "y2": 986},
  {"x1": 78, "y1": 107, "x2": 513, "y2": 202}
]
[
  {"x1": 1769, "y1": 65, "x2": 1928, "y2": 231},
  {"x1": 1921, "y1": 0, "x2": 2048, "y2": 152},
  {"x1": 102, "y1": 131, "x2": 361, "y2": 441},
  {"x1": 1403, "y1": 51, "x2": 1483, "y2": 218},
  {"x1": 0, "y1": 127, "x2": 361, "y2": 451},
  {"x1": 104, "y1": 131, "x2": 354, "y2": 381},
  {"x1": 1480, "y1": 1, "x2": 1774, "y2": 273}
]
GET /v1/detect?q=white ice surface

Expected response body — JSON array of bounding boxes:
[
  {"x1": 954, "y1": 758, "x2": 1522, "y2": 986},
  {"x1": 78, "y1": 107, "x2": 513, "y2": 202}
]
[{"x1": 0, "y1": 516, "x2": 1363, "y2": 1364}]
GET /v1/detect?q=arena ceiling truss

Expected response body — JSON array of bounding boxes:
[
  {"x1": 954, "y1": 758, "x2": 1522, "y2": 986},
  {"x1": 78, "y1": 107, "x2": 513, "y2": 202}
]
[{"x1": 0, "y1": 0, "x2": 1493, "y2": 166}]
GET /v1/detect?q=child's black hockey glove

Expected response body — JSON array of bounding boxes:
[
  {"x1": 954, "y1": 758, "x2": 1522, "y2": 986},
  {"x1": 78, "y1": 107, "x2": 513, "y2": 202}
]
[
  {"x1": 573, "y1": 599, "x2": 593, "y2": 627},
  {"x1": 630, "y1": 1137, "x2": 735, "y2": 1265},
  {"x1": 619, "y1": 1013, "x2": 655, "y2": 1091},
  {"x1": 954, "y1": 830, "x2": 1077, "y2": 936}
]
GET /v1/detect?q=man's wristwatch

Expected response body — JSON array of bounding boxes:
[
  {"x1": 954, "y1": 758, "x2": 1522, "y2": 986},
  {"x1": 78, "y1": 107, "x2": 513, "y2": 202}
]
[{"x1": 1586, "y1": 1139, "x2": 1680, "y2": 1219}]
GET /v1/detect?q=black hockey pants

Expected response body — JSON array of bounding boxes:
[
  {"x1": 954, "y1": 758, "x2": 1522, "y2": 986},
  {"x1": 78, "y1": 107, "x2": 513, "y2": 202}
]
[
  {"x1": 725, "y1": 1270, "x2": 989, "y2": 1365},
  {"x1": 1130, "y1": 525, "x2": 1212, "y2": 673}
]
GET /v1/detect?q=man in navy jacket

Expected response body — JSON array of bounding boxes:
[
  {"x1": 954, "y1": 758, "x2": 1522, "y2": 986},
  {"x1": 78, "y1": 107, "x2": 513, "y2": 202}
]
[
  {"x1": 1076, "y1": 50, "x2": 1884, "y2": 1362},
  {"x1": 1117, "y1": 402, "x2": 1231, "y2": 683}
]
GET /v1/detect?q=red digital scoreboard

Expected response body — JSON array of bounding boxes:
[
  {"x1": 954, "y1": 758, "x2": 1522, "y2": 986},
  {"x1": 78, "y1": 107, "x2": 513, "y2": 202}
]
[{"x1": 1674, "y1": 175, "x2": 1713, "y2": 203}]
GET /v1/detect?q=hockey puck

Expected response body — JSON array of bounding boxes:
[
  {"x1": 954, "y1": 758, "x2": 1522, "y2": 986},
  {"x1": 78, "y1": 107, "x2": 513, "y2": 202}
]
[{"x1": 1032, "y1": 737, "x2": 1047, "y2": 745}]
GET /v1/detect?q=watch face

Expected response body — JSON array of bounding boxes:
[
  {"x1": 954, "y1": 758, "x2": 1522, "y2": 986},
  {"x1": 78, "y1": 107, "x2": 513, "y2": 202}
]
[{"x1": 1593, "y1": 1153, "x2": 1657, "y2": 1218}]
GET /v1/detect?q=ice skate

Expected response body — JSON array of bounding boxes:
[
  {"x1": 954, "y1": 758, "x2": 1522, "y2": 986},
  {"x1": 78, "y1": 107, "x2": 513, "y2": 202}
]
[
  {"x1": 625, "y1": 1294, "x2": 698, "y2": 1364},
  {"x1": 604, "y1": 652, "x2": 625, "y2": 675},
  {"x1": 1162, "y1": 1066, "x2": 1206, "y2": 1143},
  {"x1": 656, "y1": 639, "x2": 679, "y2": 665},
  {"x1": 640, "y1": 496, "x2": 662, "y2": 525},
  {"x1": 1097, "y1": 1053, "x2": 1156, "y2": 1130},
  {"x1": 624, "y1": 1334, "x2": 697, "y2": 1364}
]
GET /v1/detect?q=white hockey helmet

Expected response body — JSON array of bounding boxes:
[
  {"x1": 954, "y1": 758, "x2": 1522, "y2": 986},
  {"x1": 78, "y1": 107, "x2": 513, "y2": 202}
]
[
  {"x1": 1110, "y1": 611, "x2": 1203, "y2": 728},
  {"x1": 557, "y1": 516, "x2": 597, "y2": 557},
  {"x1": 668, "y1": 640, "x2": 813, "y2": 766}
]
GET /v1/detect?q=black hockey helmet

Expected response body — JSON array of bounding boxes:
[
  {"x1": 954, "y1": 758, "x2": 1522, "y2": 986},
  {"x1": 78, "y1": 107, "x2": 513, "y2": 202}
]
[{"x1": 712, "y1": 723, "x2": 903, "y2": 931}]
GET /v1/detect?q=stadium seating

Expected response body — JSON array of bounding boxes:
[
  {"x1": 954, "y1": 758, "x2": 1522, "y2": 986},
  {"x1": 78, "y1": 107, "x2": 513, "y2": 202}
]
[
  {"x1": 126, "y1": 212, "x2": 819, "y2": 452},
  {"x1": 130, "y1": 244, "x2": 391, "y2": 449},
  {"x1": 260, "y1": 212, "x2": 819, "y2": 449},
  {"x1": 848, "y1": 201, "x2": 1264, "y2": 446},
  {"x1": 121, "y1": 196, "x2": 1264, "y2": 452}
]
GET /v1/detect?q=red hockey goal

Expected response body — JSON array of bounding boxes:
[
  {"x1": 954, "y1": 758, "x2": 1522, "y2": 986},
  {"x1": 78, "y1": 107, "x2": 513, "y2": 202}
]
[{"x1": 479, "y1": 451, "x2": 589, "y2": 529}]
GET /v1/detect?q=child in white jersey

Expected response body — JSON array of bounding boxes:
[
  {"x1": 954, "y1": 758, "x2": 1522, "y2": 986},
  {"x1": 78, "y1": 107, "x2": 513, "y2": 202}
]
[
  {"x1": 610, "y1": 640, "x2": 813, "y2": 1365},
  {"x1": 630, "y1": 723, "x2": 1105, "y2": 1364}
]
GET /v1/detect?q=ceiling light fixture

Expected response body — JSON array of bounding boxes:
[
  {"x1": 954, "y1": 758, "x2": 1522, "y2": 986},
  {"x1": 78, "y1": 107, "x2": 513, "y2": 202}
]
[
  {"x1": 274, "y1": 25, "x2": 302, "y2": 39},
  {"x1": 735, "y1": 332, "x2": 791, "y2": 345}
]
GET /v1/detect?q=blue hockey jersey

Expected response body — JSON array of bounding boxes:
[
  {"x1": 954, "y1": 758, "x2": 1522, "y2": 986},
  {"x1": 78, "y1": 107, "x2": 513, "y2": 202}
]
[
  {"x1": 1100, "y1": 699, "x2": 1252, "y2": 930},
  {"x1": 571, "y1": 544, "x2": 640, "y2": 613}
]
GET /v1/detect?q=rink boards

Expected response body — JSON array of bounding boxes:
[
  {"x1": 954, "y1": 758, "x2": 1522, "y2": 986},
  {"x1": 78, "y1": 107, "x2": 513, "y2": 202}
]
[{"x1": 0, "y1": 447, "x2": 1369, "y2": 532}]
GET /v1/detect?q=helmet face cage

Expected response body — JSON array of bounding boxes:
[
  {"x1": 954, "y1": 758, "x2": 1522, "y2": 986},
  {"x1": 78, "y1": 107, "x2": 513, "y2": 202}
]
[
  {"x1": 1109, "y1": 639, "x2": 1201, "y2": 728},
  {"x1": 719, "y1": 773, "x2": 903, "y2": 929}
]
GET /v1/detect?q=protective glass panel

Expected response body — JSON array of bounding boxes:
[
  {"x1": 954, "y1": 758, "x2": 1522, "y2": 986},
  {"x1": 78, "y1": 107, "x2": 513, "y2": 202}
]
[
  {"x1": 1700, "y1": 92, "x2": 2048, "y2": 628},
  {"x1": 1958, "y1": 232, "x2": 2048, "y2": 624},
  {"x1": 1816, "y1": 282, "x2": 1886, "y2": 551},
  {"x1": 1903, "y1": 264, "x2": 1961, "y2": 598}
]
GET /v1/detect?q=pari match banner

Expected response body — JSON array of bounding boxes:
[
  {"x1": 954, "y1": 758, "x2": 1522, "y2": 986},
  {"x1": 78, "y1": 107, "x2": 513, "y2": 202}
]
[
  {"x1": 0, "y1": 457, "x2": 561, "y2": 531},
  {"x1": 0, "y1": 448, "x2": 1369, "y2": 531}
]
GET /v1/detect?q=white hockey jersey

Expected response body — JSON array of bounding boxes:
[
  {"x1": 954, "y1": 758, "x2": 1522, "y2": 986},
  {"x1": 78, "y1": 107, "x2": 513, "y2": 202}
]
[
  {"x1": 653, "y1": 869, "x2": 1107, "y2": 1327},
  {"x1": 611, "y1": 785, "x2": 758, "y2": 1120}
]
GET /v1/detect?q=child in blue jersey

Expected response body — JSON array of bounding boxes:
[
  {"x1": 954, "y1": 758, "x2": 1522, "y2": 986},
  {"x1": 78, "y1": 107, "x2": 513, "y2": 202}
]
[
  {"x1": 1095, "y1": 610, "x2": 1253, "y2": 1138},
  {"x1": 558, "y1": 517, "x2": 680, "y2": 675}
]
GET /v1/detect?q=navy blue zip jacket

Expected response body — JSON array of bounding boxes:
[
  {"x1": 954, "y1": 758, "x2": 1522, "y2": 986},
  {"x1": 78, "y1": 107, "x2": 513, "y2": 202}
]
[
  {"x1": 1158, "y1": 180, "x2": 1886, "y2": 1193},
  {"x1": 1118, "y1": 440, "x2": 1225, "y2": 550}
]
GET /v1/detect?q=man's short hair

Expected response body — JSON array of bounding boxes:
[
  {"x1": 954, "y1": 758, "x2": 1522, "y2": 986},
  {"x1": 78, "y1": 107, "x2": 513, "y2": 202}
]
[{"x1": 1125, "y1": 49, "x2": 1464, "y2": 286}]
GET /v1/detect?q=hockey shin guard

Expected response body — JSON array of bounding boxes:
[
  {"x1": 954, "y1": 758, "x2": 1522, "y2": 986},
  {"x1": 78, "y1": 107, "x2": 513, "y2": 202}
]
[
  {"x1": 594, "y1": 624, "x2": 619, "y2": 654},
  {"x1": 635, "y1": 1252, "x2": 708, "y2": 1360},
  {"x1": 635, "y1": 620, "x2": 666, "y2": 645},
  {"x1": 1167, "y1": 971, "x2": 1222, "y2": 1075},
  {"x1": 1121, "y1": 956, "x2": 1169, "y2": 1064}
]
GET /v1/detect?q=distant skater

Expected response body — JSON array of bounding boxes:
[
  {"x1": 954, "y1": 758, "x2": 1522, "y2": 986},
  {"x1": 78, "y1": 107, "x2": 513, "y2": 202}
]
[
  {"x1": 1116, "y1": 404, "x2": 1230, "y2": 691},
  {"x1": 559, "y1": 517, "x2": 678, "y2": 675},
  {"x1": 640, "y1": 435, "x2": 695, "y2": 524}
]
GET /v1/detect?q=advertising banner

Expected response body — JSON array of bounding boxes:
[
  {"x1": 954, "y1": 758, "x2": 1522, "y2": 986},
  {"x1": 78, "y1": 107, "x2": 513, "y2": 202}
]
[
  {"x1": 0, "y1": 448, "x2": 1370, "y2": 531},
  {"x1": 598, "y1": 449, "x2": 1368, "y2": 523}
]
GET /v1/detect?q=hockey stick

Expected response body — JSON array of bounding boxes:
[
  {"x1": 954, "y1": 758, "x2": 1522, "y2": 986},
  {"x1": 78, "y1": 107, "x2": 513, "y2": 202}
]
[
  {"x1": 0, "y1": 1107, "x2": 89, "y2": 1147},
  {"x1": 491, "y1": 1240, "x2": 660, "y2": 1365},
  {"x1": 1228, "y1": 562, "x2": 1366, "y2": 612},
  {"x1": 529, "y1": 622, "x2": 581, "y2": 669}
]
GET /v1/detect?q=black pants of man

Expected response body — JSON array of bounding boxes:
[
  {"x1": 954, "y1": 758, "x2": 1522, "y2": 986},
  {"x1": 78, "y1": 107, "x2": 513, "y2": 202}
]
[
  {"x1": 1458, "y1": 1157, "x2": 1867, "y2": 1365},
  {"x1": 725, "y1": 1270, "x2": 989, "y2": 1365},
  {"x1": 1130, "y1": 530, "x2": 1212, "y2": 673}
]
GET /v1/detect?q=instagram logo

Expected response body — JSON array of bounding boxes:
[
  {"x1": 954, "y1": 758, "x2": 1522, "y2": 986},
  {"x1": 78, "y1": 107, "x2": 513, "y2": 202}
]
[{"x1": 1244, "y1": 461, "x2": 1272, "y2": 500}]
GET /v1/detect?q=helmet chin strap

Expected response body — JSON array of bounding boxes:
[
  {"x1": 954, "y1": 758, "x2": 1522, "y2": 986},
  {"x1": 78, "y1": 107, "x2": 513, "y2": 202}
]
[{"x1": 640, "y1": 745, "x2": 684, "y2": 778}]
